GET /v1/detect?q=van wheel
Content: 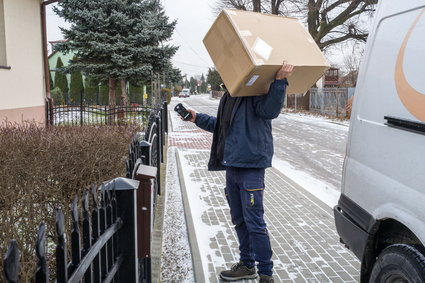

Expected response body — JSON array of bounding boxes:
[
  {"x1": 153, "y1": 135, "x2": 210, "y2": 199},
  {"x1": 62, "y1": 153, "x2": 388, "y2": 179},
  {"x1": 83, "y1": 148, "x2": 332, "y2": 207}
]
[{"x1": 369, "y1": 244, "x2": 425, "y2": 283}]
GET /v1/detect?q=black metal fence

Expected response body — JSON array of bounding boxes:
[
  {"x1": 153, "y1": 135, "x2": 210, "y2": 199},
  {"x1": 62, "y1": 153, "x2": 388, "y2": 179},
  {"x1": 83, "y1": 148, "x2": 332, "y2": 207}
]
[
  {"x1": 3, "y1": 102, "x2": 168, "y2": 283},
  {"x1": 46, "y1": 101, "x2": 156, "y2": 126}
]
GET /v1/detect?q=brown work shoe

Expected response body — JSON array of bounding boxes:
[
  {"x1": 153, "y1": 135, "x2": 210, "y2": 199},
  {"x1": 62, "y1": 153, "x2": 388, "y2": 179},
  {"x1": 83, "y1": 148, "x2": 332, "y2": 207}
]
[
  {"x1": 220, "y1": 261, "x2": 257, "y2": 281},
  {"x1": 259, "y1": 274, "x2": 274, "y2": 282}
]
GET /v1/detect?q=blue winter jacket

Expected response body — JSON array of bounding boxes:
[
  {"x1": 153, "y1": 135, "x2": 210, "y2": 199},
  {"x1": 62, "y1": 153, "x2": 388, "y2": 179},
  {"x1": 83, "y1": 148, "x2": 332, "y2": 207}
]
[{"x1": 195, "y1": 79, "x2": 288, "y2": 170}]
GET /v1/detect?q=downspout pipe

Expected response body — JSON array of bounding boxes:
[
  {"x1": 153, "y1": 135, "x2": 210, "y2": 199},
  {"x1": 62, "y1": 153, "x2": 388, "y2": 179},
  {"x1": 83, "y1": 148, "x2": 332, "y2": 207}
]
[{"x1": 41, "y1": 0, "x2": 58, "y2": 126}]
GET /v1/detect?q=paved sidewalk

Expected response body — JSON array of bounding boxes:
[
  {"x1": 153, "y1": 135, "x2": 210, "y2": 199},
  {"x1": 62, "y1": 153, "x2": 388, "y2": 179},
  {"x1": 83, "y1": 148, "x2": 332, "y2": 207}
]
[{"x1": 168, "y1": 106, "x2": 360, "y2": 283}]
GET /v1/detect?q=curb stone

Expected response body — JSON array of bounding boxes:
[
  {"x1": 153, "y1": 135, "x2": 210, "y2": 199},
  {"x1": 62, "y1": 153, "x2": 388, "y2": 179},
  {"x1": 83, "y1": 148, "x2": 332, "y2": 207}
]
[{"x1": 176, "y1": 148, "x2": 206, "y2": 283}]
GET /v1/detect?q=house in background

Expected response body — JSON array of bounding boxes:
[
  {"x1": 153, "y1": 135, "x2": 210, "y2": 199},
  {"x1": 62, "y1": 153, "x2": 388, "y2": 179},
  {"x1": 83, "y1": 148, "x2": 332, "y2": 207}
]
[
  {"x1": 323, "y1": 67, "x2": 340, "y2": 88},
  {"x1": 0, "y1": 0, "x2": 49, "y2": 124},
  {"x1": 49, "y1": 40, "x2": 75, "y2": 88}
]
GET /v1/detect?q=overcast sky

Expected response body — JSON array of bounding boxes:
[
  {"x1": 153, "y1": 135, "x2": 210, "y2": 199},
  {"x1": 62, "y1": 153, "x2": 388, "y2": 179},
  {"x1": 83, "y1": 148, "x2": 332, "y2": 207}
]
[
  {"x1": 46, "y1": 0, "x2": 218, "y2": 78},
  {"x1": 46, "y1": 1, "x2": 350, "y2": 79}
]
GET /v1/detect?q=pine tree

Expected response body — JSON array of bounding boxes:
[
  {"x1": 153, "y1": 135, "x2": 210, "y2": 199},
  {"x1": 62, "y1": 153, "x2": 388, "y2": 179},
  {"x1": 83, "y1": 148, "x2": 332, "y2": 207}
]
[
  {"x1": 54, "y1": 0, "x2": 178, "y2": 106},
  {"x1": 200, "y1": 74, "x2": 207, "y2": 93},
  {"x1": 84, "y1": 76, "x2": 99, "y2": 104},
  {"x1": 99, "y1": 83, "x2": 109, "y2": 105},
  {"x1": 189, "y1": 77, "x2": 197, "y2": 94},
  {"x1": 167, "y1": 67, "x2": 182, "y2": 86},
  {"x1": 54, "y1": 57, "x2": 69, "y2": 103},
  {"x1": 207, "y1": 68, "x2": 223, "y2": 91},
  {"x1": 69, "y1": 57, "x2": 85, "y2": 104},
  {"x1": 49, "y1": 73, "x2": 54, "y2": 90},
  {"x1": 129, "y1": 83, "x2": 143, "y2": 104}
]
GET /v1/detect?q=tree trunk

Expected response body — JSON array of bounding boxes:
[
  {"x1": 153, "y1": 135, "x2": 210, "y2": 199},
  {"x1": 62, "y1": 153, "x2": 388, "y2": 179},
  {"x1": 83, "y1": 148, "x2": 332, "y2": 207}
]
[
  {"x1": 108, "y1": 78, "x2": 116, "y2": 106},
  {"x1": 253, "y1": 0, "x2": 261, "y2": 12},
  {"x1": 120, "y1": 79, "x2": 128, "y2": 106}
]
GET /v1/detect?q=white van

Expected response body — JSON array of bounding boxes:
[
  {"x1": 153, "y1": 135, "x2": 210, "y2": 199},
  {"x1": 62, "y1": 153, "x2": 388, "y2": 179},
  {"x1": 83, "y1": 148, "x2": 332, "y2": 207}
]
[{"x1": 334, "y1": 1, "x2": 425, "y2": 282}]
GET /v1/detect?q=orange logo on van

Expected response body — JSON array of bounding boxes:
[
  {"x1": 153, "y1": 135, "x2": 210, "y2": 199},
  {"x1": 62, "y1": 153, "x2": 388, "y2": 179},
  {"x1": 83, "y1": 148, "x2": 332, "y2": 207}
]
[{"x1": 395, "y1": 8, "x2": 425, "y2": 122}]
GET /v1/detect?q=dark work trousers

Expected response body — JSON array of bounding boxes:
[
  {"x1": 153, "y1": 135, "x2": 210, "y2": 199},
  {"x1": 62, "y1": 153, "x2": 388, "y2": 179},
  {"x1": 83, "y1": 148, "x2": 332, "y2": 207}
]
[{"x1": 225, "y1": 167, "x2": 273, "y2": 276}]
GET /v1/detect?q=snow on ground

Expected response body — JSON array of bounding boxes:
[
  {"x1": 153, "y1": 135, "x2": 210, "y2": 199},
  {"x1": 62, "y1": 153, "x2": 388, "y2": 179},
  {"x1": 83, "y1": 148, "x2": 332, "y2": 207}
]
[
  {"x1": 272, "y1": 157, "x2": 340, "y2": 208},
  {"x1": 280, "y1": 111, "x2": 350, "y2": 128},
  {"x1": 273, "y1": 112, "x2": 349, "y2": 194},
  {"x1": 160, "y1": 147, "x2": 194, "y2": 282}
]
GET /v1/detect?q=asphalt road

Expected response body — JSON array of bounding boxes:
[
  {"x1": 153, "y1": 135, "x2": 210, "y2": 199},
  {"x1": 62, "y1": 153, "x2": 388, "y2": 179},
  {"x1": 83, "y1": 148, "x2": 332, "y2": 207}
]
[{"x1": 174, "y1": 94, "x2": 349, "y2": 192}]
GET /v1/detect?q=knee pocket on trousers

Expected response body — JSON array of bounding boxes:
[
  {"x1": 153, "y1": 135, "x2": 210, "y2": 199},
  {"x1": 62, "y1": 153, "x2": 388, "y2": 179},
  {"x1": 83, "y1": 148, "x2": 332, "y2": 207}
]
[{"x1": 243, "y1": 186, "x2": 264, "y2": 209}]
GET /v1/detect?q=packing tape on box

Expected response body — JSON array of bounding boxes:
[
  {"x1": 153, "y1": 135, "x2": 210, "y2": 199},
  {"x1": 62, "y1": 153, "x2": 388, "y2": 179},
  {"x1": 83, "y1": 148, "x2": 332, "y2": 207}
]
[
  {"x1": 226, "y1": 10, "x2": 237, "y2": 16},
  {"x1": 253, "y1": 37, "x2": 273, "y2": 61},
  {"x1": 246, "y1": 75, "x2": 260, "y2": 86}
]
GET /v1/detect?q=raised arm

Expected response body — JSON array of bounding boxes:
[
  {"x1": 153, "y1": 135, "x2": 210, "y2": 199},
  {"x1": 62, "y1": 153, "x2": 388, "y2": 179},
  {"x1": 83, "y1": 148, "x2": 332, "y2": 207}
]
[{"x1": 254, "y1": 62, "x2": 294, "y2": 119}]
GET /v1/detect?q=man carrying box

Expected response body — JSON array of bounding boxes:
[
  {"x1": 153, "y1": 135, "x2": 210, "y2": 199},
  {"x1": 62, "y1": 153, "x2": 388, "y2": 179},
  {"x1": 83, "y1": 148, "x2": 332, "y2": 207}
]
[{"x1": 185, "y1": 62, "x2": 294, "y2": 283}]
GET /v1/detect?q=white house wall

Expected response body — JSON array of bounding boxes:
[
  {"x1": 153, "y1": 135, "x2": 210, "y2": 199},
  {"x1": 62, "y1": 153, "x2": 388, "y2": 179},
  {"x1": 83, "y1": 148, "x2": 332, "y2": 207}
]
[{"x1": 0, "y1": 0, "x2": 45, "y2": 124}]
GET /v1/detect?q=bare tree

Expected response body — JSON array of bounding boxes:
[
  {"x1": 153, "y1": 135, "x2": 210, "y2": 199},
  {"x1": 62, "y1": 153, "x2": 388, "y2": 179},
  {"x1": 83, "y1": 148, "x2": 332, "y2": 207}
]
[
  {"x1": 214, "y1": 0, "x2": 378, "y2": 50},
  {"x1": 340, "y1": 42, "x2": 363, "y2": 87}
]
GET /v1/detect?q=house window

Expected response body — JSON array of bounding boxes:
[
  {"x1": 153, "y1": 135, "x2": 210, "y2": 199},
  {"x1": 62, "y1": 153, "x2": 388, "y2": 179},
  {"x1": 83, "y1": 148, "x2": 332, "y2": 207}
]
[{"x1": 0, "y1": 0, "x2": 8, "y2": 68}]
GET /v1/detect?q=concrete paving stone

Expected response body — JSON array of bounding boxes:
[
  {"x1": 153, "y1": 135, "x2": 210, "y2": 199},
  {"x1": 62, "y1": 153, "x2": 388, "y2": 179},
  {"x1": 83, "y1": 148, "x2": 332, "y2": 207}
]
[
  {"x1": 327, "y1": 262, "x2": 345, "y2": 272},
  {"x1": 273, "y1": 247, "x2": 285, "y2": 255},
  {"x1": 210, "y1": 241, "x2": 219, "y2": 249},
  {"x1": 306, "y1": 250, "x2": 320, "y2": 259},
  {"x1": 305, "y1": 262, "x2": 322, "y2": 274},
  {"x1": 335, "y1": 270, "x2": 355, "y2": 281},
  {"x1": 275, "y1": 269, "x2": 292, "y2": 279},
  {"x1": 297, "y1": 267, "x2": 316, "y2": 279},
  {"x1": 312, "y1": 273, "x2": 331, "y2": 282},
  {"x1": 341, "y1": 265, "x2": 360, "y2": 275},
  {"x1": 222, "y1": 253, "x2": 234, "y2": 262},
  {"x1": 208, "y1": 272, "x2": 219, "y2": 283},
  {"x1": 327, "y1": 277, "x2": 345, "y2": 283},
  {"x1": 321, "y1": 266, "x2": 338, "y2": 277},
  {"x1": 220, "y1": 246, "x2": 232, "y2": 254},
  {"x1": 335, "y1": 256, "x2": 355, "y2": 267},
  {"x1": 318, "y1": 253, "x2": 335, "y2": 263}
]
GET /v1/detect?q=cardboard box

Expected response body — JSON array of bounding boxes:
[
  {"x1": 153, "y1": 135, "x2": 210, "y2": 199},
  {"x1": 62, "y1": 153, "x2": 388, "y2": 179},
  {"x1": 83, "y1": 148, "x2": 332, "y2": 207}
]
[{"x1": 203, "y1": 9, "x2": 330, "y2": 97}]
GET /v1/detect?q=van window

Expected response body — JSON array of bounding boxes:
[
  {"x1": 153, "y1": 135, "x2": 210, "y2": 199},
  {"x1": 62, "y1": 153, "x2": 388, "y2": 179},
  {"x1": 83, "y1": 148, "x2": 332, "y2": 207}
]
[
  {"x1": 356, "y1": 7, "x2": 425, "y2": 123},
  {"x1": 0, "y1": 0, "x2": 7, "y2": 67}
]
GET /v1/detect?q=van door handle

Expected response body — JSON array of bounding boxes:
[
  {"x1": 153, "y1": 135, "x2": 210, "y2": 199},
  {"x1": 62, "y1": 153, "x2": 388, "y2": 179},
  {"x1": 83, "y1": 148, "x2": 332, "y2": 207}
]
[{"x1": 384, "y1": 116, "x2": 425, "y2": 135}]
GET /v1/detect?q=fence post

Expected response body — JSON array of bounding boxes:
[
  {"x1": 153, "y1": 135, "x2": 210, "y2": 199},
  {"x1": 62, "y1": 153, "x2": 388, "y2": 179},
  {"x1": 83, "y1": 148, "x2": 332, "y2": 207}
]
[
  {"x1": 140, "y1": 141, "x2": 151, "y2": 166},
  {"x1": 35, "y1": 222, "x2": 49, "y2": 282},
  {"x1": 155, "y1": 115, "x2": 162, "y2": 195},
  {"x1": 135, "y1": 164, "x2": 157, "y2": 283},
  {"x1": 160, "y1": 109, "x2": 165, "y2": 157},
  {"x1": 105, "y1": 191, "x2": 114, "y2": 270},
  {"x1": 3, "y1": 240, "x2": 20, "y2": 283},
  {"x1": 99, "y1": 189, "x2": 109, "y2": 278},
  {"x1": 70, "y1": 195, "x2": 82, "y2": 276},
  {"x1": 103, "y1": 177, "x2": 140, "y2": 283},
  {"x1": 55, "y1": 208, "x2": 68, "y2": 283},
  {"x1": 82, "y1": 191, "x2": 93, "y2": 283},
  {"x1": 336, "y1": 91, "x2": 339, "y2": 118},
  {"x1": 162, "y1": 101, "x2": 168, "y2": 133},
  {"x1": 156, "y1": 115, "x2": 163, "y2": 163},
  {"x1": 91, "y1": 185, "x2": 101, "y2": 283},
  {"x1": 80, "y1": 90, "x2": 84, "y2": 126}
]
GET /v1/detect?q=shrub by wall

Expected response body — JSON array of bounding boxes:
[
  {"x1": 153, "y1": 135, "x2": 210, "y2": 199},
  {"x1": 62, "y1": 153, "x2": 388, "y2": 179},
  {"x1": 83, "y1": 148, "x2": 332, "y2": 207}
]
[{"x1": 0, "y1": 123, "x2": 141, "y2": 281}]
